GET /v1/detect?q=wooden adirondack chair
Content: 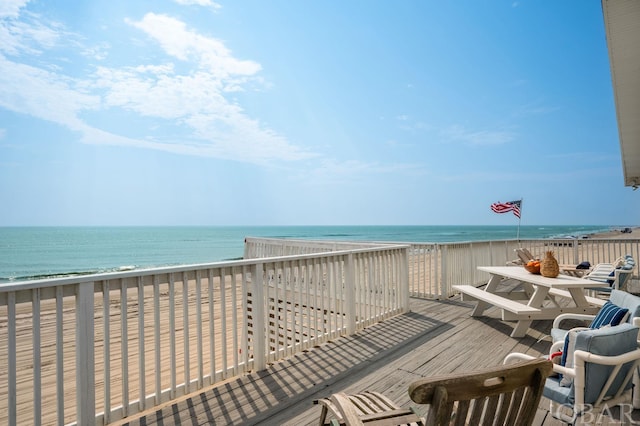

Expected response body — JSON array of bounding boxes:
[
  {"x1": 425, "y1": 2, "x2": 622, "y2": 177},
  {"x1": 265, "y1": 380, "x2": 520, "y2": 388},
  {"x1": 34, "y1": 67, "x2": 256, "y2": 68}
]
[{"x1": 316, "y1": 358, "x2": 552, "y2": 426}]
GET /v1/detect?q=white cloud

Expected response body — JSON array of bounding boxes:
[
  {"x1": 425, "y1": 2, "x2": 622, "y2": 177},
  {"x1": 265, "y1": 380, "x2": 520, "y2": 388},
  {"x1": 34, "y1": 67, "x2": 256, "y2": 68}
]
[
  {"x1": 0, "y1": 0, "x2": 29, "y2": 19},
  {"x1": 0, "y1": 7, "x2": 317, "y2": 164},
  {"x1": 0, "y1": 6, "x2": 65, "y2": 55},
  {"x1": 128, "y1": 13, "x2": 260, "y2": 79},
  {"x1": 0, "y1": 55, "x2": 100, "y2": 128},
  {"x1": 174, "y1": 0, "x2": 222, "y2": 10},
  {"x1": 82, "y1": 42, "x2": 110, "y2": 61},
  {"x1": 442, "y1": 124, "x2": 516, "y2": 146}
]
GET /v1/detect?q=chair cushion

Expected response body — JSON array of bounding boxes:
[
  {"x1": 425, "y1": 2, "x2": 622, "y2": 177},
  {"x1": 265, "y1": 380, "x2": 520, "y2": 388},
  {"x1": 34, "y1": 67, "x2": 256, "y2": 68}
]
[
  {"x1": 589, "y1": 301, "x2": 629, "y2": 329},
  {"x1": 550, "y1": 327, "x2": 568, "y2": 343},
  {"x1": 543, "y1": 375, "x2": 573, "y2": 406},
  {"x1": 573, "y1": 323, "x2": 639, "y2": 404},
  {"x1": 546, "y1": 324, "x2": 639, "y2": 405},
  {"x1": 609, "y1": 290, "x2": 640, "y2": 323}
]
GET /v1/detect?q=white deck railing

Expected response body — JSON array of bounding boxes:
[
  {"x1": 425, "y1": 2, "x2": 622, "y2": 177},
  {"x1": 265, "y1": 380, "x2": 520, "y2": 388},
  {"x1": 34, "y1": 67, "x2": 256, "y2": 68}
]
[
  {"x1": 0, "y1": 244, "x2": 408, "y2": 425},
  {"x1": 1, "y1": 236, "x2": 638, "y2": 425},
  {"x1": 245, "y1": 237, "x2": 640, "y2": 299}
]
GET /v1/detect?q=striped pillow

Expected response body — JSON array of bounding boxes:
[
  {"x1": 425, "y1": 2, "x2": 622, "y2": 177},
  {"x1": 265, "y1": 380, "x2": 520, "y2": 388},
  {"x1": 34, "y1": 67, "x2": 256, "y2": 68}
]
[
  {"x1": 560, "y1": 327, "x2": 588, "y2": 386},
  {"x1": 589, "y1": 301, "x2": 629, "y2": 329}
]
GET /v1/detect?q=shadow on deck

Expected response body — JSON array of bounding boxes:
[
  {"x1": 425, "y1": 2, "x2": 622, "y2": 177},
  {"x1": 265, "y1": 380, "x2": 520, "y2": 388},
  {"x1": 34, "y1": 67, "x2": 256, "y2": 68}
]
[{"x1": 119, "y1": 296, "x2": 638, "y2": 426}]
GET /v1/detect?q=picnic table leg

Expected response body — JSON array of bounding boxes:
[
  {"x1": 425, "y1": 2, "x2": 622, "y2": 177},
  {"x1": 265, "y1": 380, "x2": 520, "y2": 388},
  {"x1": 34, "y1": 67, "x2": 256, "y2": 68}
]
[
  {"x1": 511, "y1": 286, "x2": 550, "y2": 338},
  {"x1": 510, "y1": 320, "x2": 533, "y2": 338},
  {"x1": 521, "y1": 282, "x2": 535, "y2": 299},
  {"x1": 471, "y1": 274, "x2": 502, "y2": 317},
  {"x1": 567, "y1": 288, "x2": 589, "y2": 308}
]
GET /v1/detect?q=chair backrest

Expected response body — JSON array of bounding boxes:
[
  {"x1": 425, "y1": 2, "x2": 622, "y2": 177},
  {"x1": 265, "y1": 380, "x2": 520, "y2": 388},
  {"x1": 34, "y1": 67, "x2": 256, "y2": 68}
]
[
  {"x1": 572, "y1": 323, "x2": 640, "y2": 405},
  {"x1": 515, "y1": 248, "x2": 535, "y2": 264},
  {"x1": 408, "y1": 358, "x2": 552, "y2": 426},
  {"x1": 586, "y1": 256, "x2": 636, "y2": 291},
  {"x1": 609, "y1": 290, "x2": 640, "y2": 324},
  {"x1": 585, "y1": 263, "x2": 615, "y2": 281},
  {"x1": 618, "y1": 255, "x2": 636, "y2": 288}
]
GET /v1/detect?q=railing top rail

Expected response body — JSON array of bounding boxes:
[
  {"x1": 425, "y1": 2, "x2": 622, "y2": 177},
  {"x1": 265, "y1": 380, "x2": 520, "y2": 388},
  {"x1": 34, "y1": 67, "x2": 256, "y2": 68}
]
[
  {"x1": 379, "y1": 237, "x2": 640, "y2": 244},
  {"x1": 244, "y1": 236, "x2": 391, "y2": 247},
  {"x1": 5, "y1": 237, "x2": 637, "y2": 293},
  {"x1": 0, "y1": 243, "x2": 410, "y2": 293}
]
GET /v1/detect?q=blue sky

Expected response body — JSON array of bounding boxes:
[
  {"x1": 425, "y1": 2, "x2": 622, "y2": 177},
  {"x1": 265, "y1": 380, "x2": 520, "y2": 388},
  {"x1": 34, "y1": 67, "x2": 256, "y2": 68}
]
[{"x1": 0, "y1": 0, "x2": 637, "y2": 226}]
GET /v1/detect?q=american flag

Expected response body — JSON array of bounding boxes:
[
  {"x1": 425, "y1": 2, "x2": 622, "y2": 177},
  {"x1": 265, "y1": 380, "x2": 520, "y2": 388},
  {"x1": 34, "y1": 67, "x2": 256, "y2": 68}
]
[{"x1": 491, "y1": 200, "x2": 521, "y2": 218}]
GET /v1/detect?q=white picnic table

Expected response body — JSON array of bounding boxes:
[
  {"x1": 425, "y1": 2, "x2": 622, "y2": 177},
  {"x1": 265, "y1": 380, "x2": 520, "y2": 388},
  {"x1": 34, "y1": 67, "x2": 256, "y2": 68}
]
[{"x1": 453, "y1": 266, "x2": 605, "y2": 338}]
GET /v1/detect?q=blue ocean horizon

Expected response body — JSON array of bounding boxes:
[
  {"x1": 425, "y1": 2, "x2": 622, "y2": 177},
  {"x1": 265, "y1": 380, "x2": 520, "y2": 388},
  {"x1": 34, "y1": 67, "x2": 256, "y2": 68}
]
[{"x1": 0, "y1": 225, "x2": 617, "y2": 283}]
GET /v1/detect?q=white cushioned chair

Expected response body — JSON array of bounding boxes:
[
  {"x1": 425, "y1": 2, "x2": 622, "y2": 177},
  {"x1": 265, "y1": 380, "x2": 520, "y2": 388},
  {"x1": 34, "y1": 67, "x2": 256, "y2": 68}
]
[
  {"x1": 550, "y1": 289, "x2": 640, "y2": 345},
  {"x1": 506, "y1": 323, "x2": 640, "y2": 424},
  {"x1": 585, "y1": 255, "x2": 636, "y2": 295}
]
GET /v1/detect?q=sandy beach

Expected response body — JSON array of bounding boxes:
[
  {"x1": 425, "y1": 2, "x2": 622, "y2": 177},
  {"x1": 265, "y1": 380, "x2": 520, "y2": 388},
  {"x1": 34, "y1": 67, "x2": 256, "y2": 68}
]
[{"x1": 585, "y1": 227, "x2": 639, "y2": 240}]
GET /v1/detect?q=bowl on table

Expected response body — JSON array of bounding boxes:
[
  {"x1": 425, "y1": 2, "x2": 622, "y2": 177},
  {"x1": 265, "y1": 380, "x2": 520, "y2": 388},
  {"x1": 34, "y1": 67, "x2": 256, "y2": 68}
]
[{"x1": 524, "y1": 261, "x2": 541, "y2": 274}]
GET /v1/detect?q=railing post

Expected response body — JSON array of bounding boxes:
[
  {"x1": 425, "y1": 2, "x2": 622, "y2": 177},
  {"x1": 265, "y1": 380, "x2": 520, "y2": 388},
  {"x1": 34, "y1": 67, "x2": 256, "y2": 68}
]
[
  {"x1": 345, "y1": 253, "x2": 356, "y2": 334},
  {"x1": 243, "y1": 238, "x2": 251, "y2": 259},
  {"x1": 8, "y1": 292, "x2": 16, "y2": 426},
  {"x1": 76, "y1": 282, "x2": 95, "y2": 426},
  {"x1": 440, "y1": 245, "x2": 448, "y2": 298},
  {"x1": 250, "y1": 263, "x2": 266, "y2": 371},
  {"x1": 401, "y1": 247, "x2": 410, "y2": 312}
]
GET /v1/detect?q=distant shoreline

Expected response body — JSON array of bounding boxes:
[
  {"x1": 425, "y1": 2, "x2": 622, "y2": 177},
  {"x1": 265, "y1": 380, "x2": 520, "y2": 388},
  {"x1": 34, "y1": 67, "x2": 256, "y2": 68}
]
[{"x1": 586, "y1": 226, "x2": 639, "y2": 240}]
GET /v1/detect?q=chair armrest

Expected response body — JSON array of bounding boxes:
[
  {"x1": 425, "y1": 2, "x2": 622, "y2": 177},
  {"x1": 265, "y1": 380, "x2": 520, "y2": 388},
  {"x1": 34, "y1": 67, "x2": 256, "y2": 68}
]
[
  {"x1": 633, "y1": 317, "x2": 640, "y2": 345},
  {"x1": 550, "y1": 340, "x2": 565, "y2": 354},
  {"x1": 575, "y1": 348, "x2": 640, "y2": 366},
  {"x1": 552, "y1": 313, "x2": 595, "y2": 329},
  {"x1": 503, "y1": 352, "x2": 537, "y2": 364},
  {"x1": 504, "y1": 353, "x2": 571, "y2": 381},
  {"x1": 552, "y1": 363, "x2": 575, "y2": 378}
]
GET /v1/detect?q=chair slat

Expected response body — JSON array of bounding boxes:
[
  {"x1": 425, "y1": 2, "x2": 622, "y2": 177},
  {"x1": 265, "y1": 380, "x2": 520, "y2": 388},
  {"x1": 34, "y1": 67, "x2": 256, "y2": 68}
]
[
  {"x1": 481, "y1": 394, "x2": 501, "y2": 425},
  {"x1": 467, "y1": 398, "x2": 485, "y2": 425},
  {"x1": 452, "y1": 400, "x2": 469, "y2": 426}
]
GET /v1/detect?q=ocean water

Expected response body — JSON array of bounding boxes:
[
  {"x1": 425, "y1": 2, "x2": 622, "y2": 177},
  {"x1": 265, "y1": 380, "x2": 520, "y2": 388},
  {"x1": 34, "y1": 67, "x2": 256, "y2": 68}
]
[{"x1": 0, "y1": 225, "x2": 614, "y2": 283}]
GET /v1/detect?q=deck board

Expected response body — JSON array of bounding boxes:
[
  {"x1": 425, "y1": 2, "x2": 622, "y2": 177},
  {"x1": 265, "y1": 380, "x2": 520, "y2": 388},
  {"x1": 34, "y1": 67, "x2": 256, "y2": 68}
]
[{"x1": 118, "y1": 295, "x2": 636, "y2": 426}]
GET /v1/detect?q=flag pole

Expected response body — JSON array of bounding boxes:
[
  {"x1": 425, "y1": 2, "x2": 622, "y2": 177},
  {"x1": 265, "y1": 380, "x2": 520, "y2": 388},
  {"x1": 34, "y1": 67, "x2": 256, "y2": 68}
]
[{"x1": 517, "y1": 198, "x2": 523, "y2": 241}]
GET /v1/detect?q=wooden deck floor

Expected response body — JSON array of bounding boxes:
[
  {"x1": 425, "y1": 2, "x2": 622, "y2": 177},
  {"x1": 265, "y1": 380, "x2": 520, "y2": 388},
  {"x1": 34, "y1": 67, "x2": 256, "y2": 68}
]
[{"x1": 118, "y1": 295, "x2": 639, "y2": 426}]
